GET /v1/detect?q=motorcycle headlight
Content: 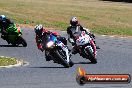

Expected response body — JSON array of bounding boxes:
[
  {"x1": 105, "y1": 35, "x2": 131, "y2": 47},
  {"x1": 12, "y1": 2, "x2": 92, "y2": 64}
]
[{"x1": 47, "y1": 41, "x2": 54, "y2": 48}]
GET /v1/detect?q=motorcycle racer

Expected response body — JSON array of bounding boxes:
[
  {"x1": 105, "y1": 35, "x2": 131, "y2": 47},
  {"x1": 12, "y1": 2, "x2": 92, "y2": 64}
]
[
  {"x1": 34, "y1": 24, "x2": 67, "y2": 61},
  {"x1": 0, "y1": 15, "x2": 15, "y2": 39},
  {"x1": 67, "y1": 16, "x2": 99, "y2": 54}
]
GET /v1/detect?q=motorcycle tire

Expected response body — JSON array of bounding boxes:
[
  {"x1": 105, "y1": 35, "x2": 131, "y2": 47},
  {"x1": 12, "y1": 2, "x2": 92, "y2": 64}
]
[
  {"x1": 85, "y1": 47, "x2": 97, "y2": 64},
  {"x1": 56, "y1": 49, "x2": 74, "y2": 68},
  {"x1": 19, "y1": 37, "x2": 27, "y2": 47}
]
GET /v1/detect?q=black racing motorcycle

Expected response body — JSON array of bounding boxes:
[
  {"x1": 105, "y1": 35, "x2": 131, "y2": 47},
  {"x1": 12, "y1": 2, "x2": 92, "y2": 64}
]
[{"x1": 42, "y1": 33, "x2": 74, "y2": 68}]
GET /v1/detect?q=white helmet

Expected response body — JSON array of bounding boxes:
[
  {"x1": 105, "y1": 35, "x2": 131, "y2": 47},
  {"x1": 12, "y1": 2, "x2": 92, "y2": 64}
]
[
  {"x1": 34, "y1": 24, "x2": 43, "y2": 34},
  {"x1": 0, "y1": 15, "x2": 6, "y2": 22}
]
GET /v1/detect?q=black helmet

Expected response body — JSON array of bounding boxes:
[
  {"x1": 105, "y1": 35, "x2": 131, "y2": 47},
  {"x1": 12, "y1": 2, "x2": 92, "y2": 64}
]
[
  {"x1": 70, "y1": 16, "x2": 78, "y2": 26},
  {"x1": 34, "y1": 24, "x2": 43, "y2": 35}
]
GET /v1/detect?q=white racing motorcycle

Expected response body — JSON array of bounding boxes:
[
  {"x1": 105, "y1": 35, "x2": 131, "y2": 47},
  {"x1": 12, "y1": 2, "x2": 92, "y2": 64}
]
[{"x1": 75, "y1": 31, "x2": 97, "y2": 63}]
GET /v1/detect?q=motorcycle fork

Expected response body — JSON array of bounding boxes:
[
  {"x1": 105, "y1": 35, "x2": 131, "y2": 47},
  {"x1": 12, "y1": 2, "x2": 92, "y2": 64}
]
[
  {"x1": 78, "y1": 47, "x2": 82, "y2": 54},
  {"x1": 15, "y1": 37, "x2": 20, "y2": 45},
  {"x1": 90, "y1": 40, "x2": 96, "y2": 57},
  {"x1": 61, "y1": 46, "x2": 70, "y2": 63},
  {"x1": 78, "y1": 46, "x2": 85, "y2": 57}
]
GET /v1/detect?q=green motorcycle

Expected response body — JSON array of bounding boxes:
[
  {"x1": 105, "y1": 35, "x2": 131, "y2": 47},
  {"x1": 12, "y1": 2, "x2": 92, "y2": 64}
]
[{"x1": 0, "y1": 24, "x2": 27, "y2": 47}]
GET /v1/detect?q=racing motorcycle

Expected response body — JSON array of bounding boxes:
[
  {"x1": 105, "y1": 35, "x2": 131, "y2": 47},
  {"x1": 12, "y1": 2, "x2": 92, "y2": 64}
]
[
  {"x1": 75, "y1": 31, "x2": 97, "y2": 63},
  {"x1": 0, "y1": 24, "x2": 27, "y2": 47},
  {"x1": 42, "y1": 33, "x2": 74, "y2": 68}
]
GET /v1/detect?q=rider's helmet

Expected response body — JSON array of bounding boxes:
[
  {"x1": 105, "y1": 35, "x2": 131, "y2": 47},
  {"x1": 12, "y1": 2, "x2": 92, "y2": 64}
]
[
  {"x1": 0, "y1": 15, "x2": 6, "y2": 22},
  {"x1": 34, "y1": 24, "x2": 43, "y2": 35},
  {"x1": 70, "y1": 16, "x2": 78, "y2": 26}
]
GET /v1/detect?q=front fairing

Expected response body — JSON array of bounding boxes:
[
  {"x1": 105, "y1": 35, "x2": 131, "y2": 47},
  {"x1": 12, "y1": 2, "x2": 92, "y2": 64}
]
[
  {"x1": 44, "y1": 34, "x2": 57, "y2": 49},
  {"x1": 7, "y1": 23, "x2": 22, "y2": 36},
  {"x1": 76, "y1": 32, "x2": 91, "y2": 46}
]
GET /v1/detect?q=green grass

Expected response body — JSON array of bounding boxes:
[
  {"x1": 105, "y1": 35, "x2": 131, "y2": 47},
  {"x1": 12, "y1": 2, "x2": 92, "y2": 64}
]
[
  {"x1": 0, "y1": 57, "x2": 17, "y2": 66},
  {"x1": 0, "y1": 0, "x2": 132, "y2": 35},
  {"x1": 92, "y1": 27, "x2": 132, "y2": 35}
]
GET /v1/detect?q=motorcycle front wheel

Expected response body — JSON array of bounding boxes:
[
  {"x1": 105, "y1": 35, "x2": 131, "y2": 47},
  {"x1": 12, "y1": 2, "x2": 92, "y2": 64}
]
[
  {"x1": 18, "y1": 36, "x2": 27, "y2": 47},
  {"x1": 85, "y1": 47, "x2": 97, "y2": 64},
  {"x1": 56, "y1": 49, "x2": 74, "y2": 68}
]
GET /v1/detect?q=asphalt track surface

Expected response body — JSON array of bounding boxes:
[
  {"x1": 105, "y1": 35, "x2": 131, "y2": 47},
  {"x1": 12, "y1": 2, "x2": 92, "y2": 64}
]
[{"x1": 0, "y1": 28, "x2": 132, "y2": 88}]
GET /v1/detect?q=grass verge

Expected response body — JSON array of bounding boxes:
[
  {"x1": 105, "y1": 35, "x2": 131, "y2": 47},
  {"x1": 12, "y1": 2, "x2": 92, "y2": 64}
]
[
  {"x1": 0, "y1": 0, "x2": 132, "y2": 36},
  {"x1": 0, "y1": 56, "x2": 17, "y2": 66}
]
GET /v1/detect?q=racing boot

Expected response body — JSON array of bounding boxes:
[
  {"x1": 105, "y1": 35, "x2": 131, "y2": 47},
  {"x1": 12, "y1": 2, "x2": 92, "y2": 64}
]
[
  {"x1": 45, "y1": 51, "x2": 51, "y2": 61},
  {"x1": 96, "y1": 46, "x2": 100, "y2": 49},
  {"x1": 1, "y1": 35, "x2": 6, "y2": 40},
  {"x1": 93, "y1": 40, "x2": 100, "y2": 49},
  {"x1": 71, "y1": 45, "x2": 78, "y2": 54}
]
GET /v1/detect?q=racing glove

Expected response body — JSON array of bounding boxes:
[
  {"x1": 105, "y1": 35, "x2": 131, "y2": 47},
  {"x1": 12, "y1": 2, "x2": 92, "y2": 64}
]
[{"x1": 68, "y1": 38, "x2": 75, "y2": 46}]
